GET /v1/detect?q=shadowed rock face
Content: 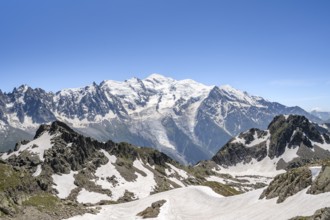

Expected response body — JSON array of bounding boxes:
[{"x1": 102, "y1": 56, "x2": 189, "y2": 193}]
[
  {"x1": 268, "y1": 115, "x2": 325, "y2": 159},
  {"x1": 211, "y1": 139, "x2": 267, "y2": 167},
  {"x1": 212, "y1": 115, "x2": 330, "y2": 169}
]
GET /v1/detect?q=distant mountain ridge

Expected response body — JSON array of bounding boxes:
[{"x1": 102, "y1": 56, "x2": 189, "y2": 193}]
[
  {"x1": 212, "y1": 115, "x2": 330, "y2": 173},
  {"x1": 0, "y1": 74, "x2": 321, "y2": 163},
  {"x1": 311, "y1": 110, "x2": 330, "y2": 122}
]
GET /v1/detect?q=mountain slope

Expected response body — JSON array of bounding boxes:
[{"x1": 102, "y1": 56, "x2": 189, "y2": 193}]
[
  {"x1": 0, "y1": 74, "x2": 321, "y2": 163},
  {"x1": 1, "y1": 119, "x2": 330, "y2": 219},
  {"x1": 1, "y1": 120, "x2": 264, "y2": 219},
  {"x1": 66, "y1": 173, "x2": 330, "y2": 220},
  {"x1": 64, "y1": 115, "x2": 330, "y2": 220},
  {"x1": 211, "y1": 115, "x2": 330, "y2": 175}
]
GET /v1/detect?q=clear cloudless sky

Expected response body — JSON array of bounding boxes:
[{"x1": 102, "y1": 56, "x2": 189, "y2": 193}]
[{"x1": 0, "y1": 0, "x2": 329, "y2": 111}]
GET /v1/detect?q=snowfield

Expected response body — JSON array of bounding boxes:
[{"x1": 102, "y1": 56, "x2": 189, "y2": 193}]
[
  {"x1": 66, "y1": 185, "x2": 330, "y2": 220},
  {"x1": 52, "y1": 170, "x2": 78, "y2": 199},
  {"x1": 77, "y1": 189, "x2": 111, "y2": 204},
  {"x1": 94, "y1": 150, "x2": 157, "y2": 201},
  {"x1": 1, "y1": 132, "x2": 55, "y2": 161}
]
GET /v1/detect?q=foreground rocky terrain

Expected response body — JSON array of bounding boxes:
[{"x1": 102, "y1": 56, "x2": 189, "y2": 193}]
[
  {"x1": 0, "y1": 121, "x2": 243, "y2": 219},
  {"x1": 0, "y1": 115, "x2": 329, "y2": 219}
]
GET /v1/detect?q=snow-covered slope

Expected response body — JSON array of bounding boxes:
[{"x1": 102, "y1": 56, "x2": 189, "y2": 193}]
[
  {"x1": 0, "y1": 74, "x2": 321, "y2": 163},
  {"x1": 66, "y1": 184, "x2": 330, "y2": 220},
  {"x1": 1, "y1": 121, "x2": 248, "y2": 206}
]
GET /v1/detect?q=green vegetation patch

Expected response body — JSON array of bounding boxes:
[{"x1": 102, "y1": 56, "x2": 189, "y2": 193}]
[
  {"x1": 203, "y1": 181, "x2": 241, "y2": 197},
  {"x1": 0, "y1": 164, "x2": 21, "y2": 191},
  {"x1": 23, "y1": 193, "x2": 59, "y2": 211}
]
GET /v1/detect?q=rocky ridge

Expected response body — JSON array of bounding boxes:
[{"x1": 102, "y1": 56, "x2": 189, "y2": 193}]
[
  {"x1": 0, "y1": 121, "x2": 244, "y2": 219},
  {"x1": 212, "y1": 115, "x2": 330, "y2": 170}
]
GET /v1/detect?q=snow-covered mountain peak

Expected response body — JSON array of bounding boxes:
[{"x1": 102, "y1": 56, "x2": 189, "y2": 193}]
[
  {"x1": 16, "y1": 84, "x2": 29, "y2": 93},
  {"x1": 219, "y1": 84, "x2": 264, "y2": 107},
  {"x1": 145, "y1": 73, "x2": 175, "y2": 82}
]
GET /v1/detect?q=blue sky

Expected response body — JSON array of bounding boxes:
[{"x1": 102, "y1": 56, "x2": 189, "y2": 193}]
[{"x1": 0, "y1": 0, "x2": 329, "y2": 111}]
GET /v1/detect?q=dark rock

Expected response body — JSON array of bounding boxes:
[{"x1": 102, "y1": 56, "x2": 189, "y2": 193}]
[
  {"x1": 268, "y1": 115, "x2": 324, "y2": 159},
  {"x1": 308, "y1": 166, "x2": 330, "y2": 195},
  {"x1": 136, "y1": 200, "x2": 166, "y2": 218},
  {"x1": 290, "y1": 207, "x2": 330, "y2": 220},
  {"x1": 259, "y1": 167, "x2": 312, "y2": 203},
  {"x1": 212, "y1": 141, "x2": 267, "y2": 167}
]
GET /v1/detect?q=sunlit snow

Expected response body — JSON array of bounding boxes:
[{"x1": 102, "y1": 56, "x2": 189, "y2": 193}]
[
  {"x1": 1, "y1": 132, "x2": 55, "y2": 161},
  {"x1": 66, "y1": 185, "x2": 330, "y2": 220},
  {"x1": 52, "y1": 170, "x2": 78, "y2": 199}
]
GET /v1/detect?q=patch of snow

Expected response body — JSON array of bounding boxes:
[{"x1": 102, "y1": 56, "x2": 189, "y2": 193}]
[
  {"x1": 217, "y1": 157, "x2": 285, "y2": 178},
  {"x1": 309, "y1": 166, "x2": 322, "y2": 181},
  {"x1": 284, "y1": 114, "x2": 290, "y2": 120},
  {"x1": 1, "y1": 132, "x2": 55, "y2": 161},
  {"x1": 0, "y1": 120, "x2": 7, "y2": 130},
  {"x1": 165, "y1": 163, "x2": 189, "y2": 179},
  {"x1": 320, "y1": 124, "x2": 328, "y2": 129},
  {"x1": 6, "y1": 113, "x2": 39, "y2": 130},
  {"x1": 5, "y1": 102, "x2": 14, "y2": 108},
  {"x1": 55, "y1": 114, "x2": 91, "y2": 128},
  {"x1": 235, "y1": 175, "x2": 272, "y2": 185},
  {"x1": 231, "y1": 131, "x2": 269, "y2": 147},
  {"x1": 95, "y1": 150, "x2": 156, "y2": 200},
  {"x1": 32, "y1": 165, "x2": 42, "y2": 177},
  {"x1": 52, "y1": 170, "x2": 78, "y2": 199},
  {"x1": 205, "y1": 175, "x2": 226, "y2": 184},
  {"x1": 281, "y1": 146, "x2": 299, "y2": 163},
  {"x1": 77, "y1": 189, "x2": 111, "y2": 204},
  {"x1": 168, "y1": 177, "x2": 185, "y2": 187},
  {"x1": 247, "y1": 132, "x2": 269, "y2": 147},
  {"x1": 311, "y1": 136, "x2": 330, "y2": 150},
  {"x1": 66, "y1": 186, "x2": 330, "y2": 220}
]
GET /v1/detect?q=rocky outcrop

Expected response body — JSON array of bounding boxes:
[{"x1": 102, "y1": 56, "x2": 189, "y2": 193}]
[
  {"x1": 290, "y1": 207, "x2": 330, "y2": 220},
  {"x1": 268, "y1": 115, "x2": 326, "y2": 159},
  {"x1": 308, "y1": 166, "x2": 330, "y2": 195},
  {"x1": 0, "y1": 163, "x2": 90, "y2": 219},
  {"x1": 259, "y1": 167, "x2": 312, "y2": 203},
  {"x1": 260, "y1": 162, "x2": 330, "y2": 204},
  {"x1": 137, "y1": 200, "x2": 166, "y2": 219},
  {"x1": 212, "y1": 141, "x2": 267, "y2": 167}
]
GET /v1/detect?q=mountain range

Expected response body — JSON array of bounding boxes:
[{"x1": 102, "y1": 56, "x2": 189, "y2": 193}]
[{"x1": 0, "y1": 74, "x2": 322, "y2": 163}]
